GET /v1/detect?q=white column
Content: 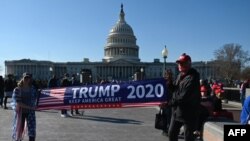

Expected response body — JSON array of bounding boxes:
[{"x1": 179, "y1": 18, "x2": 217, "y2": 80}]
[
  {"x1": 115, "y1": 66, "x2": 117, "y2": 79},
  {"x1": 121, "y1": 66, "x2": 124, "y2": 79}
]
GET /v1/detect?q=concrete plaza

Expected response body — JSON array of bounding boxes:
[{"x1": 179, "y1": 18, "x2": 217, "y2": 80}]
[
  {"x1": 0, "y1": 106, "x2": 175, "y2": 141},
  {"x1": 1, "y1": 101, "x2": 241, "y2": 141}
]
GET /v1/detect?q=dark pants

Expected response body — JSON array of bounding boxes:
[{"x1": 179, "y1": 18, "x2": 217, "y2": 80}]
[
  {"x1": 4, "y1": 91, "x2": 12, "y2": 108},
  {"x1": 0, "y1": 94, "x2": 3, "y2": 106},
  {"x1": 3, "y1": 96, "x2": 10, "y2": 108},
  {"x1": 162, "y1": 106, "x2": 172, "y2": 132},
  {"x1": 196, "y1": 105, "x2": 209, "y2": 132},
  {"x1": 15, "y1": 137, "x2": 35, "y2": 141},
  {"x1": 168, "y1": 117, "x2": 196, "y2": 141},
  {"x1": 20, "y1": 113, "x2": 36, "y2": 141},
  {"x1": 71, "y1": 109, "x2": 80, "y2": 115},
  {"x1": 29, "y1": 136, "x2": 35, "y2": 141},
  {"x1": 61, "y1": 109, "x2": 67, "y2": 115}
]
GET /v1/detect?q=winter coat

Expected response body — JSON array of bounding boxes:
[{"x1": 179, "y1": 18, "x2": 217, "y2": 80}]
[{"x1": 168, "y1": 68, "x2": 201, "y2": 122}]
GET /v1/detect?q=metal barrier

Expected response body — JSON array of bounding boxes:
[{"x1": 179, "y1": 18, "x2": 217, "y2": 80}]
[{"x1": 223, "y1": 88, "x2": 250, "y2": 102}]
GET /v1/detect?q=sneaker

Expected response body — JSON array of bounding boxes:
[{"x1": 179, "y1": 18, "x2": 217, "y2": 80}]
[
  {"x1": 193, "y1": 130, "x2": 201, "y2": 135},
  {"x1": 61, "y1": 114, "x2": 67, "y2": 118},
  {"x1": 162, "y1": 131, "x2": 168, "y2": 137},
  {"x1": 69, "y1": 113, "x2": 73, "y2": 117},
  {"x1": 195, "y1": 136, "x2": 203, "y2": 141},
  {"x1": 194, "y1": 130, "x2": 203, "y2": 141},
  {"x1": 178, "y1": 131, "x2": 184, "y2": 139}
]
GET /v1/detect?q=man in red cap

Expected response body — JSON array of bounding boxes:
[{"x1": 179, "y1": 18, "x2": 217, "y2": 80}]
[{"x1": 164, "y1": 53, "x2": 201, "y2": 141}]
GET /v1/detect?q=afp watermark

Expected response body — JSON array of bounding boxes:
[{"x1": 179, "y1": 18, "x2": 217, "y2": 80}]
[{"x1": 224, "y1": 125, "x2": 250, "y2": 141}]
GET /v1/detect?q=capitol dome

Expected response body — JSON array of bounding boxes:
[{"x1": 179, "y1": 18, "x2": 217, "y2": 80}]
[
  {"x1": 103, "y1": 4, "x2": 140, "y2": 62},
  {"x1": 109, "y1": 21, "x2": 134, "y2": 35}
]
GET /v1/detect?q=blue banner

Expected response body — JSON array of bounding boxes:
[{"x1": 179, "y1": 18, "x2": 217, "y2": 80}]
[{"x1": 37, "y1": 78, "x2": 168, "y2": 110}]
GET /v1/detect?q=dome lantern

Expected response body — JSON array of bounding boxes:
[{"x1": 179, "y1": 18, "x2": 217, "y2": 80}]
[{"x1": 119, "y1": 3, "x2": 125, "y2": 23}]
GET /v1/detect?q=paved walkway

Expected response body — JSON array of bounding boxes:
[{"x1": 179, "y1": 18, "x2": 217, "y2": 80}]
[
  {"x1": 0, "y1": 106, "x2": 175, "y2": 141},
  {"x1": 222, "y1": 101, "x2": 242, "y2": 122},
  {"x1": 2, "y1": 101, "x2": 240, "y2": 141}
]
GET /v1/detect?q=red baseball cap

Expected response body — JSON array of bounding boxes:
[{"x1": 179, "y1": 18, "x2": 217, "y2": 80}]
[{"x1": 176, "y1": 53, "x2": 191, "y2": 63}]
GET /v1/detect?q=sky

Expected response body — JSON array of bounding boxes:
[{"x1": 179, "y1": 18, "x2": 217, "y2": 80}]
[{"x1": 0, "y1": 0, "x2": 250, "y2": 76}]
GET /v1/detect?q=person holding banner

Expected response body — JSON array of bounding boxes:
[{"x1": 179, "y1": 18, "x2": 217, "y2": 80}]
[
  {"x1": 60, "y1": 73, "x2": 71, "y2": 117},
  {"x1": 162, "y1": 53, "x2": 201, "y2": 141},
  {"x1": 70, "y1": 74, "x2": 80, "y2": 116},
  {"x1": 11, "y1": 72, "x2": 37, "y2": 141}
]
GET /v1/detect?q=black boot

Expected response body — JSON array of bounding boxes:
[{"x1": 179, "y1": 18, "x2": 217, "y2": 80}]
[{"x1": 75, "y1": 109, "x2": 80, "y2": 115}]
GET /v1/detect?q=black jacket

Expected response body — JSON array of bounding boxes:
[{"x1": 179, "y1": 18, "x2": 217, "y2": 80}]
[
  {"x1": 4, "y1": 78, "x2": 16, "y2": 92},
  {"x1": 48, "y1": 78, "x2": 58, "y2": 88},
  {"x1": 61, "y1": 78, "x2": 71, "y2": 87},
  {"x1": 168, "y1": 68, "x2": 201, "y2": 122}
]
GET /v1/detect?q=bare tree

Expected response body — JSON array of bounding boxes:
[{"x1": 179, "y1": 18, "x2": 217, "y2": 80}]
[
  {"x1": 241, "y1": 67, "x2": 250, "y2": 80},
  {"x1": 213, "y1": 43, "x2": 249, "y2": 83}
]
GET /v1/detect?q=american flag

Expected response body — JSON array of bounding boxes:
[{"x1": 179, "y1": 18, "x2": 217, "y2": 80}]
[
  {"x1": 37, "y1": 87, "x2": 161, "y2": 110},
  {"x1": 37, "y1": 88, "x2": 71, "y2": 110}
]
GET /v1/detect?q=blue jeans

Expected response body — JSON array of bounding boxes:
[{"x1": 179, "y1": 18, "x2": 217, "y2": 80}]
[{"x1": 240, "y1": 93, "x2": 245, "y2": 106}]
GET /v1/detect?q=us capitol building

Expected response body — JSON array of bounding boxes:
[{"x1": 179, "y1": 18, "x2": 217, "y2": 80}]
[{"x1": 5, "y1": 5, "x2": 217, "y2": 83}]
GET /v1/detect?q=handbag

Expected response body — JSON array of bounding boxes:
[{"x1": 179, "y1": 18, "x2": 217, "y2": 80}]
[{"x1": 155, "y1": 107, "x2": 167, "y2": 130}]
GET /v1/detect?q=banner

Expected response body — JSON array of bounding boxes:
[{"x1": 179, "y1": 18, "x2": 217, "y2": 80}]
[{"x1": 37, "y1": 78, "x2": 168, "y2": 110}]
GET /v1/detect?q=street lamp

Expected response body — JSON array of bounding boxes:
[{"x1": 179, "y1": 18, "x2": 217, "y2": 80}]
[
  {"x1": 161, "y1": 45, "x2": 168, "y2": 76},
  {"x1": 140, "y1": 67, "x2": 144, "y2": 80},
  {"x1": 49, "y1": 66, "x2": 53, "y2": 78},
  {"x1": 49, "y1": 67, "x2": 53, "y2": 72},
  {"x1": 89, "y1": 75, "x2": 92, "y2": 84}
]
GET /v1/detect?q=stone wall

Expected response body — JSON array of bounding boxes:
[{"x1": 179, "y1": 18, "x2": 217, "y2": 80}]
[{"x1": 223, "y1": 88, "x2": 250, "y2": 102}]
